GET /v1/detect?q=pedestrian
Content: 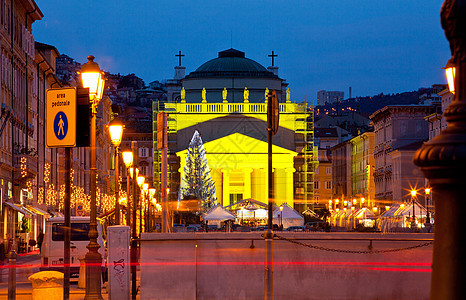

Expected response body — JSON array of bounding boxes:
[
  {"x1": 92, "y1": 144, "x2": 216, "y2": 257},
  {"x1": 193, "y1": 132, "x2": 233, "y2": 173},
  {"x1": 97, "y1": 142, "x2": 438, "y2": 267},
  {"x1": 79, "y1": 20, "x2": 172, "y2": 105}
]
[{"x1": 37, "y1": 229, "x2": 44, "y2": 253}]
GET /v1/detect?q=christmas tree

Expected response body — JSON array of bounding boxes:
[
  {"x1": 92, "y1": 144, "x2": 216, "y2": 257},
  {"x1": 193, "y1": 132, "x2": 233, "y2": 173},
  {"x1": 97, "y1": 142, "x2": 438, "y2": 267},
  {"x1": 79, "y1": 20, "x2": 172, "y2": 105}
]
[{"x1": 178, "y1": 130, "x2": 217, "y2": 211}]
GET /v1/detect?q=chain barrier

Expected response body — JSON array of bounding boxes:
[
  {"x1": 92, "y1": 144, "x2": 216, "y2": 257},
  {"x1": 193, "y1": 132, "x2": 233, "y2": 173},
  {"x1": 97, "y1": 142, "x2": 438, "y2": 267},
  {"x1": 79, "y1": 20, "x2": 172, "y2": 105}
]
[{"x1": 274, "y1": 234, "x2": 433, "y2": 254}]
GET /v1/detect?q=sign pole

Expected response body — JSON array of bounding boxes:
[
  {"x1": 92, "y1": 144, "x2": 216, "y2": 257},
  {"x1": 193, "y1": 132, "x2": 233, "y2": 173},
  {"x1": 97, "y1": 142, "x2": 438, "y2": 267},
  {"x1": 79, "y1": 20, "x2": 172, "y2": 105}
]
[
  {"x1": 64, "y1": 147, "x2": 71, "y2": 299},
  {"x1": 265, "y1": 90, "x2": 279, "y2": 300}
]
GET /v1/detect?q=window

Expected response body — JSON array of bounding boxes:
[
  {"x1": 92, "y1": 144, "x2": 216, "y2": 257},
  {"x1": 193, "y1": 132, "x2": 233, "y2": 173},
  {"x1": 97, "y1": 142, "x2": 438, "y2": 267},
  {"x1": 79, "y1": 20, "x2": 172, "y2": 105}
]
[
  {"x1": 326, "y1": 167, "x2": 331, "y2": 174},
  {"x1": 314, "y1": 181, "x2": 319, "y2": 190},
  {"x1": 230, "y1": 194, "x2": 243, "y2": 204},
  {"x1": 326, "y1": 181, "x2": 331, "y2": 189},
  {"x1": 52, "y1": 223, "x2": 91, "y2": 241},
  {"x1": 140, "y1": 148, "x2": 147, "y2": 157}
]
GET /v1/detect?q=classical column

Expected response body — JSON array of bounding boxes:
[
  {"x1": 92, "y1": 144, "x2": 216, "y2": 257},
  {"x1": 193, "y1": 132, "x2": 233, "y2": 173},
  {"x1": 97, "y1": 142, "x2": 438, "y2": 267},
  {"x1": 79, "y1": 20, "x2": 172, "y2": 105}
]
[
  {"x1": 413, "y1": 2, "x2": 466, "y2": 298},
  {"x1": 260, "y1": 168, "x2": 268, "y2": 204},
  {"x1": 285, "y1": 168, "x2": 295, "y2": 207},
  {"x1": 222, "y1": 169, "x2": 231, "y2": 206},
  {"x1": 243, "y1": 168, "x2": 253, "y2": 199}
]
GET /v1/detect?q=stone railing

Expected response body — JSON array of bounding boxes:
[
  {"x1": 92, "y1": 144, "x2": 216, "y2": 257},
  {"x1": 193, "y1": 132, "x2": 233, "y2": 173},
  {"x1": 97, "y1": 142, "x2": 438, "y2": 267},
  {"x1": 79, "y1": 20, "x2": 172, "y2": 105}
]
[{"x1": 164, "y1": 102, "x2": 308, "y2": 114}]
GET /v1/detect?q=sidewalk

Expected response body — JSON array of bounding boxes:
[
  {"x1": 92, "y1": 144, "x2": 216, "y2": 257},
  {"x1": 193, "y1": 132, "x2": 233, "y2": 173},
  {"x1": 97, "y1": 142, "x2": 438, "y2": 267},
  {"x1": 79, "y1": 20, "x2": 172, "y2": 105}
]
[{"x1": 0, "y1": 282, "x2": 112, "y2": 299}]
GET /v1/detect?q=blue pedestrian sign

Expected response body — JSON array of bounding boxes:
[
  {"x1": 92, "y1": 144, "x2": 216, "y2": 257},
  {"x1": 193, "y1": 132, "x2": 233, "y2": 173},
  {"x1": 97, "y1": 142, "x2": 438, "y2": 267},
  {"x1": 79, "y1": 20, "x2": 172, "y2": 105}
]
[
  {"x1": 46, "y1": 88, "x2": 77, "y2": 147},
  {"x1": 54, "y1": 112, "x2": 68, "y2": 140}
]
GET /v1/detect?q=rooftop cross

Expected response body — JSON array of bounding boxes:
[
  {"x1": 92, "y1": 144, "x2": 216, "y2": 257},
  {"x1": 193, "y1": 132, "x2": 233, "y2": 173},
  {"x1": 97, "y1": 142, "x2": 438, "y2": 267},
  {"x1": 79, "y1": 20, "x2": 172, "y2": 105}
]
[
  {"x1": 176, "y1": 50, "x2": 185, "y2": 66},
  {"x1": 268, "y1": 50, "x2": 278, "y2": 66}
]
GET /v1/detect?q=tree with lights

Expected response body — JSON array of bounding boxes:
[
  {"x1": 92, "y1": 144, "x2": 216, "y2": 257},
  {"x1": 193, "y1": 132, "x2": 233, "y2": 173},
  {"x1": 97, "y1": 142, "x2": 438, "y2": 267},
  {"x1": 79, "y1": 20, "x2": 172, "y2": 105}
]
[{"x1": 178, "y1": 130, "x2": 217, "y2": 211}]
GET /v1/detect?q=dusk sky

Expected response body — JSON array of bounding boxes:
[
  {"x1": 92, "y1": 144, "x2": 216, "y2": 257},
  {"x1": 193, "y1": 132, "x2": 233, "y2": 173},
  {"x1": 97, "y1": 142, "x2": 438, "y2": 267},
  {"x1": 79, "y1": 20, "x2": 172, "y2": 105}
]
[{"x1": 33, "y1": 0, "x2": 449, "y2": 103}]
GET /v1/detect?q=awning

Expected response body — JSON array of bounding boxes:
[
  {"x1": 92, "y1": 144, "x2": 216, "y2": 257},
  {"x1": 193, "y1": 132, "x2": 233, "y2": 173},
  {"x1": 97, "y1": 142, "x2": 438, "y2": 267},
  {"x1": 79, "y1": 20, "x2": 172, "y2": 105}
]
[
  {"x1": 26, "y1": 205, "x2": 51, "y2": 218},
  {"x1": 99, "y1": 209, "x2": 115, "y2": 219},
  {"x1": 4, "y1": 202, "x2": 34, "y2": 216}
]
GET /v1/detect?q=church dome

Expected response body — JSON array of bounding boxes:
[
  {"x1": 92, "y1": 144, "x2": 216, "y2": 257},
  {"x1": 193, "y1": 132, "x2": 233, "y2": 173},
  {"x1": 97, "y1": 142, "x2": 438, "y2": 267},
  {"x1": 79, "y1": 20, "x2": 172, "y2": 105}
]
[{"x1": 185, "y1": 48, "x2": 278, "y2": 79}]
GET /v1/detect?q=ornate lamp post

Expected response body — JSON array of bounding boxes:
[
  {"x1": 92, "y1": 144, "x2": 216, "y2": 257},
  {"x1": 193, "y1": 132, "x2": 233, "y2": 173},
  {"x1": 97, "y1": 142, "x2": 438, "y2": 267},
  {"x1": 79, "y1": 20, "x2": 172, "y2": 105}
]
[
  {"x1": 79, "y1": 55, "x2": 105, "y2": 299},
  {"x1": 122, "y1": 150, "x2": 134, "y2": 226},
  {"x1": 137, "y1": 176, "x2": 145, "y2": 235},
  {"x1": 142, "y1": 183, "x2": 149, "y2": 232},
  {"x1": 109, "y1": 118, "x2": 124, "y2": 225},
  {"x1": 279, "y1": 205, "x2": 283, "y2": 229},
  {"x1": 414, "y1": 2, "x2": 466, "y2": 298},
  {"x1": 148, "y1": 187, "x2": 156, "y2": 231},
  {"x1": 425, "y1": 187, "x2": 431, "y2": 224},
  {"x1": 410, "y1": 190, "x2": 417, "y2": 229}
]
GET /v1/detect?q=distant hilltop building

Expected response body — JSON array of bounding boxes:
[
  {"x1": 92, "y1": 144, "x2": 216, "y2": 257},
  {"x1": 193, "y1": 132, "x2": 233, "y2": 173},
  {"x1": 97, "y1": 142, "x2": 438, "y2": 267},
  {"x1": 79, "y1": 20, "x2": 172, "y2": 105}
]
[
  {"x1": 154, "y1": 48, "x2": 317, "y2": 212},
  {"x1": 317, "y1": 90, "x2": 344, "y2": 106}
]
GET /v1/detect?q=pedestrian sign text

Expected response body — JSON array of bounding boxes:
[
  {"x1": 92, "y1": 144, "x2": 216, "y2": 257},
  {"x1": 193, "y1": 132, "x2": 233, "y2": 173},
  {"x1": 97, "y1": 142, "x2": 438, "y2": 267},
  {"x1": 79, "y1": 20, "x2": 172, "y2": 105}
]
[{"x1": 46, "y1": 88, "x2": 77, "y2": 147}]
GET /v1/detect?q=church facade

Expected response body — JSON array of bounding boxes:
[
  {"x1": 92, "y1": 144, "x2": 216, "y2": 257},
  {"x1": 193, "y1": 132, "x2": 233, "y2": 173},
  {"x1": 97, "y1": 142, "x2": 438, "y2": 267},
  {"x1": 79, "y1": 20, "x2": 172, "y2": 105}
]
[{"x1": 153, "y1": 49, "x2": 317, "y2": 212}]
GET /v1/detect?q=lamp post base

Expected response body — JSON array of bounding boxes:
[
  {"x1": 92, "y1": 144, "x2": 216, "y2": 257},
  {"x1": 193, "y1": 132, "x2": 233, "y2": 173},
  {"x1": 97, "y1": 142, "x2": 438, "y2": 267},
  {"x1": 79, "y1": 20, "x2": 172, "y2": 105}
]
[{"x1": 84, "y1": 247, "x2": 103, "y2": 300}]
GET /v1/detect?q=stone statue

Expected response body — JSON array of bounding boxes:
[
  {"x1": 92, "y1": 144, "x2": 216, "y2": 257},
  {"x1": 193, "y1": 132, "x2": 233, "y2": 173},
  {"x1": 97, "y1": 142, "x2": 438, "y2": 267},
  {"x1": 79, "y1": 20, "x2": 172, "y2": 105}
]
[
  {"x1": 265, "y1": 88, "x2": 269, "y2": 101},
  {"x1": 222, "y1": 87, "x2": 227, "y2": 102},
  {"x1": 244, "y1": 87, "x2": 249, "y2": 102},
  {"x1": 181, "y1": 87, "x2": 185, "y2": 102},
  {"x1": 286, "y1": 88, "x2": 291, "y2": 102},
  {"x1": 202, "y1": 88, "x2": 206, "y2": 102}
]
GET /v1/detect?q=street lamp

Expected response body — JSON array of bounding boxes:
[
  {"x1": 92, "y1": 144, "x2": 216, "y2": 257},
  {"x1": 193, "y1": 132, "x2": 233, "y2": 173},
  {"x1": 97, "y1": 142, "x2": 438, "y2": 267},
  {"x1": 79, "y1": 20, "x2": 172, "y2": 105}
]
[
  {"x1": 444, "y1": 58, "x2": 456, "y2": 94},
  {"x1": 122, "y1": 150, "x2": 133, "y2": 226},
  {"x1": 425, "y1": 187, "x2": 431, "y2": 224},
  {"x1": 279, "y1": 205, "x2": 283, "y2": 230},
  {"x1": 148, "y1": 188, "x2": 156, "y2": 232},
  {"x1": 411, "y1": 190, "x2": 417, "y2": 228},
  {"x1": 137, "y1": 176, "x2": 145, "y2": 234},
  {"x1": 142, "y1": 183, "x2": 149, "y2": 232},
  {"x1": 80, "y1": 55, "x2": 105, "y2": 299},
  {"x1": 109, "y1": 118, "x2": 124, "y2": 225}
]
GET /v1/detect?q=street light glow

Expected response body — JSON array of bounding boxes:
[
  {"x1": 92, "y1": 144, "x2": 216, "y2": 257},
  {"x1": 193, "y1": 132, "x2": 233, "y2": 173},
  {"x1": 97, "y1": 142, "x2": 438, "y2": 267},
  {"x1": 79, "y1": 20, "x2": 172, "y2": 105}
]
[
  {"x1": 122, "y1": 151, "x2": 133, "y2": 168},
  {"x1": 411, "y1": 190, "x2": 417, "y2": 197},
  {"x1": 108, "y1": 118, "x2": 124, "y2": 147},
  {"x1": 79, "y1": 55, "x2": 105, "y2": 101}
]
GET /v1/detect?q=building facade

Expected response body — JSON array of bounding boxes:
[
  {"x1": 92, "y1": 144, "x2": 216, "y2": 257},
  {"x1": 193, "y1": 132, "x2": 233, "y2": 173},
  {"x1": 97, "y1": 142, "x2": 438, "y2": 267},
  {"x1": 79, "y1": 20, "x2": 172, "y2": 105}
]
[
  {"x1": 370, "y1": 105, "x2": 433, "y2": 205},
  {"x1": 154, "y1": 49, "x2": 317, "y2": 212},
  {"x1": 317, "y1": 90, "x2": 344, "y2": 106}
]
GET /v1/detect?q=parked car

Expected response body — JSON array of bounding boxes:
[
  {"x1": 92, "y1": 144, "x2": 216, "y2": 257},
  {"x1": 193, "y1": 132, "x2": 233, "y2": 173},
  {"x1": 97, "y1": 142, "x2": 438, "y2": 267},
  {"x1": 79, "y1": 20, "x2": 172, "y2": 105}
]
[
  {"x1": 285, "y1": 226, "x2": 305, "y2": 232},
  {"x1": 305, "y1": 221, "x2": 325, "y2": 231}
]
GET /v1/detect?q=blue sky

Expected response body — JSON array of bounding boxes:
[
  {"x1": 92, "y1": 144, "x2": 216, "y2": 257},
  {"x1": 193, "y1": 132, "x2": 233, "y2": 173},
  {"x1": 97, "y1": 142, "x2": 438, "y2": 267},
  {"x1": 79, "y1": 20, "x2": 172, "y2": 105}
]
[{"x1": 33, "y1": 0, "x2": 449, "y2": 103}]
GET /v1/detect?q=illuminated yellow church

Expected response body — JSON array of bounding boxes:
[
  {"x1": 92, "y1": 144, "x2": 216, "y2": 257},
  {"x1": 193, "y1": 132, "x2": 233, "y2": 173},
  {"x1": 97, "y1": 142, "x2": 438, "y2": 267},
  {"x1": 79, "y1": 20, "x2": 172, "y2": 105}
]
[{"x1": 153, "y1": 49, "x2": 316, "y2": 211}]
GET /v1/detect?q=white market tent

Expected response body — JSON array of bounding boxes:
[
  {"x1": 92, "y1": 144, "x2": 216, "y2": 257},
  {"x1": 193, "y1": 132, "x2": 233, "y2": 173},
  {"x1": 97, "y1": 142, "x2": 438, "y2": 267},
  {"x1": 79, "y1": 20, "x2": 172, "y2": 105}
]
[
  {"x1": 202, "y1": 204, "x2": 235, "y2": 227},
  {"x1": 379, "y1": 202, "x2": 427, "y2": 232},
  {"x1": 272, "y1": 204, "x2": 304, "y2": 229}
]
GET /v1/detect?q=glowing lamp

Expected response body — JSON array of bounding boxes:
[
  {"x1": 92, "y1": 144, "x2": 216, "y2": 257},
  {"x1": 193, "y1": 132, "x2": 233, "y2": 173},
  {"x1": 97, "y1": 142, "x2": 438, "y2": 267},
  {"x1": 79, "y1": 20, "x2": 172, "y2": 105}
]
[
  {"x1": 137, "y1": 176, "x2": 145, "y2": 187},
  {"x1": 425, "y1": 188, "x2": 431, "y2": 195},
  {"x1": 108, "y1": 118, "x2": 124, "y2": 147},
  {"x1": 280, "y1": 205, "x2": 283, "y2": 212},
  {"x1": 149, "y1": 188, "x2": 156, "y2": 197},
  {"x1": 129, "y1": 167, "x2": 139, "y2": 179},
  {"x1": 335, "y1": 199, "x2": 339, "y2": 204},
  {"x1": 411, "y1": 190, "x2": 417, "y2": 197},
  {"x1": 352, "y1": 199, "x2": 357, "y2": 204},
  {"x1": 444, "y1": 58, "x2": 456, "y2": 94},
  {"x1": 79, "y1": 55, "x2": 105, "y2": 101},
  {"x1": 361, "y1": 198, "x2": 365, "y2": 203},
  {"x1": 122, "y1": 151, "x2": 133, "y2": 168},
  {"x1": 143, "y1": 183, "x2": 149, "y2": 192},
  {"x1": 372, "y1": 207, "x2": 377, "y2": 212}
]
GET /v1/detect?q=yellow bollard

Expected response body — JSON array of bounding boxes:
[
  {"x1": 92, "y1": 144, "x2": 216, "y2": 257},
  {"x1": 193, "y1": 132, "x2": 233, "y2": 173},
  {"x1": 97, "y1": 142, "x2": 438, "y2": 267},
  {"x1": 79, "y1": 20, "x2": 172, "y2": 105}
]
[{"x1": 28, "y1": 271, "x2": 64, "y2": 300}]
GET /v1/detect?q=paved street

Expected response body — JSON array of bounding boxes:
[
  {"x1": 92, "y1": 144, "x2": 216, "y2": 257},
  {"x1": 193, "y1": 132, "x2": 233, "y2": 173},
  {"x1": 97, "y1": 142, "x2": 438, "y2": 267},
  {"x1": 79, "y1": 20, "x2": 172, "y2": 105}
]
[{"x1": 0, "y1": 252, "x2": 122, "y2": 299}]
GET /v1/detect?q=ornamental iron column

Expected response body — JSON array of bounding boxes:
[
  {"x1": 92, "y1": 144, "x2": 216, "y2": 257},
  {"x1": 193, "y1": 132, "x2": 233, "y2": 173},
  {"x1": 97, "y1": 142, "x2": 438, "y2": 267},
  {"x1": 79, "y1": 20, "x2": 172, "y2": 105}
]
[{"x1": 413, "y1": 1, "x2": 466, "y2": 299}]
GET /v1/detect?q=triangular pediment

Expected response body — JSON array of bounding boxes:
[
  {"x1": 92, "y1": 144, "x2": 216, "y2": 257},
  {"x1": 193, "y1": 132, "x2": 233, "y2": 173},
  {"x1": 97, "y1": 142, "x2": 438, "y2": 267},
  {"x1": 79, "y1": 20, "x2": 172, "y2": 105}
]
[
  {"x1": 177, "y1": 133, "x2": 297, "y2": 169},
  {"x1": 177, "y1": 133, "x2": 297, "y2": 156}
]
